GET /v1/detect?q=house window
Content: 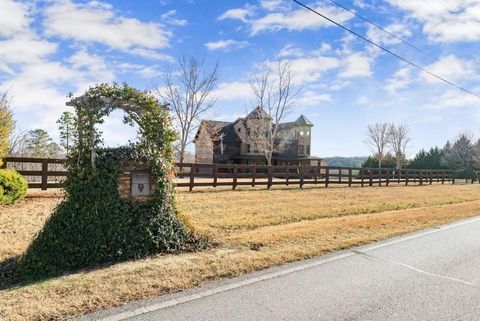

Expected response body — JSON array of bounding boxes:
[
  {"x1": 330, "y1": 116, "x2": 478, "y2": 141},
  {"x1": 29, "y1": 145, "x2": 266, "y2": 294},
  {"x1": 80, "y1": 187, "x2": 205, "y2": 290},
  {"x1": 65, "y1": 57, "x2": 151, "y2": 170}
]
[
  {"x1": 306, "y1": 131, "x2": 310, "y2": 136},
  {"x1": 306, "y1": 145, "x2": 310, "y2": 155},
  {"x1": 300, "y1": 131, "x2": 304, "y2": 136}
]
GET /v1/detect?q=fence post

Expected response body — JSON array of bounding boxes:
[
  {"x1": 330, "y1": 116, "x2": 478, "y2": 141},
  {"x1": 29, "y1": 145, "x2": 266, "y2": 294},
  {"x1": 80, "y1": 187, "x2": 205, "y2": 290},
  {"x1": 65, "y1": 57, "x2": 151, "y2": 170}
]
[
  {"x1": 405, "y1": 170, "x2": 409, "y2": 186},
  {"x1": 189, "y1": 164, "x2": 195, "y2": 192},
  {"x1": 41, "y1": 160, "x2": 48, "y2": 190},
  {"x1": 386, "y1": 169, "x2": 390, "y2": 186},
  {"x1": 419, "y1": 170, "x2": 423, "y2": 186},
  {"x1": 314, "y1": 163, "x2": 319, "y2": 185},
  {"x1": 285, "y1": 164, "x2": 289, "y2": 186},
  {"x1": 267, "y1": 165, "x2": 272, "y2": 189},
  {"x1": 233, "y1": 164, "x2": 238, "y2": 190},
  {"x1": 348, "y1": 168, "x2": 352, "y2": 187},
  {"x1": 378, "y1": 169, "x2": 382, "y2": 186},
  {"x1": 251, "y1": 165, "x2": 256, "y2": 187},
  {"x1": 300, "y1": 166, "x2": 304, "y2": 188},
  {"x1": 338, "y1": 168, "x2": 342, "y2": 184},
  {"x1": 325, "y1": 167, "x2": 329, "y2": 187},
  {"x1": 429, "y1": 171, "x2": 433, "y2": 185},
  {"x1": 369, "y1": 169, "x2": 373, "y2": 186},
  {"x1": 361, "y1": 169, "x2": 364, "y2": 187},
  {"x1": 213, "y1": 164, "x2": 218, "y2": 188},
  {"x1": 441, "y1": 170, "x2": 445, "y2": 184}
]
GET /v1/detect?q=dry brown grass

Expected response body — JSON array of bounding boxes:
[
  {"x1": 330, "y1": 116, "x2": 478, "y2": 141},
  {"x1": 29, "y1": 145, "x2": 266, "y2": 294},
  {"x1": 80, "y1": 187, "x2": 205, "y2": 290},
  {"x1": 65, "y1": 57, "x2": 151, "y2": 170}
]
[{"x1": 1, "y1": 184, "x2": 480, "y2": 321}]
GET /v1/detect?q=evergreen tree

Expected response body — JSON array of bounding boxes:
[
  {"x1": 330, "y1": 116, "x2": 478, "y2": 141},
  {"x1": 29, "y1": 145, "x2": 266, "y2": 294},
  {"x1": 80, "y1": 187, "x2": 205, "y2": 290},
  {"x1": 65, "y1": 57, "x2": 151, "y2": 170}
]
[
  {"x1": 442, "y1": 133, "x2": 479, "y2": 179},
  {"x1": 56, "y1": 111, "x2": 77, "y2": 155},
  {"x1": 25, "y1": 129, "x2": 63, "y2": 158},
  {"x1": 409, "y1": 147, "x2": 444, "y2": 169},
  {"x1": 362, "y1": 153, "x2": 396, "y2": 168},
  {"x1": 0, "y1": 93, "x2": 13, "y2": 166}
]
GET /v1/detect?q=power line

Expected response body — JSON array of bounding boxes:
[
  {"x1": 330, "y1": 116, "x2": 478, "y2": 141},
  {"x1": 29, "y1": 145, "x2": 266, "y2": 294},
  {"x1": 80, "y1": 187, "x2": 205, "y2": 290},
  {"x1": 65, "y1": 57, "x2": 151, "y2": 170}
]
[
  {"x1": 292, "y1": 0, "x2": 480, "y2": 100},
  {"x1": 326, "y1": 0, "x2": 426, "y2": 54}
]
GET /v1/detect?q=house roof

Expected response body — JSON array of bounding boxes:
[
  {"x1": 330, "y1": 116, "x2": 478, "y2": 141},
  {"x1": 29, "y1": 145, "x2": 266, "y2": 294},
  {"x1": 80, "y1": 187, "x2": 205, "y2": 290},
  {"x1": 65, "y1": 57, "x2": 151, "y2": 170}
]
[
  {"x1": 195, "y1": 107, "x2": 313, "y2": 143},
  {"x1": 195, "y1": 120, "x2": 240, "y2": 143},
  {"x1": 246, "y1": 106, "x2": 271, "y2": 120},
  {"x1": 295, "y1": 115, "x2": 314, "y2": 126}
]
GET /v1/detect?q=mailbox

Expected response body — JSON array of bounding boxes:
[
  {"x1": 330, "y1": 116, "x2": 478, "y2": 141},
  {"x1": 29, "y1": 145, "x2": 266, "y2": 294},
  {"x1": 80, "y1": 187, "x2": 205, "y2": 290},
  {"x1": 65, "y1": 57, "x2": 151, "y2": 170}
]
[{"x1": 131, "y1": 170, "x2": 151, "y2": 196}]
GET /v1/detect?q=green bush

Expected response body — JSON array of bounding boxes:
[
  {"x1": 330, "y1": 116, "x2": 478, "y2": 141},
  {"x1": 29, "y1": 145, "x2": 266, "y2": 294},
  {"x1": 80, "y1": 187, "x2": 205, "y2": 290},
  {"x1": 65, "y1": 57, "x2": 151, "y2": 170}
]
[
  {"x1": 18, "y1": 84, "x2": 206, "y2": 281},
  {"x1": 18, "y1": 149, "x2": 201, "y2": 280},
  {"x1": 0, "y1": 169, "x2": 28, "y2": 205}
]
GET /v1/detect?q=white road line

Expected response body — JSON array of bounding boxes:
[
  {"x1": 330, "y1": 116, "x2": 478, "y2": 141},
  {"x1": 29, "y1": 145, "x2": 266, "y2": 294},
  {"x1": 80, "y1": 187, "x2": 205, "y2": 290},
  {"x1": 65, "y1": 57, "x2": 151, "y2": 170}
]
[
  {"x1": 352, "y1": 250, "x2": 475, "y2": 287},
  {"x1": 95, "y1": 215, "x2": 480, "y2": 321}
]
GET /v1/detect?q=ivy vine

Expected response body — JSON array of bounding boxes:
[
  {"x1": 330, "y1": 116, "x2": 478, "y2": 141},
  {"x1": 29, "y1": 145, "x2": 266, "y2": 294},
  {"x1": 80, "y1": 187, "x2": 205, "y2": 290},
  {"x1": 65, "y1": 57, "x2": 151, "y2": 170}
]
[{"x1": 18, "y1": 83, "x2": 202, "y2": 280}]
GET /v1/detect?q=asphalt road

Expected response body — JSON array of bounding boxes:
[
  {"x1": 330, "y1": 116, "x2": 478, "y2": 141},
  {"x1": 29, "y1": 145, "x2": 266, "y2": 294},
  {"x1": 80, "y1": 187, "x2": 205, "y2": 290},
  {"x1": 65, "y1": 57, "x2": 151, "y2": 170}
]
[{"x1": 81, "y1": 216, "x2": 480, "y2": 321}]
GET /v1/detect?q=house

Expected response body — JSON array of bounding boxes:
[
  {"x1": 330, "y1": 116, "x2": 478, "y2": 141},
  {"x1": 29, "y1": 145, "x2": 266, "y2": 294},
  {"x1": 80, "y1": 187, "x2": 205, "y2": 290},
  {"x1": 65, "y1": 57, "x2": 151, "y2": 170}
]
[{"x1": 194, "y1": 106, "x2": 323, "y2": 166}]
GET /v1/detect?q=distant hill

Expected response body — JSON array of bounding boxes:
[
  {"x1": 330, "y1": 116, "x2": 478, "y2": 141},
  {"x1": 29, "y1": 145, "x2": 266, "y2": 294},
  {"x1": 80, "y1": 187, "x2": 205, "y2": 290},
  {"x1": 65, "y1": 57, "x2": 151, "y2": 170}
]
[{"x1": 322, "y1": 156, "x2": 368, "y2": 168}]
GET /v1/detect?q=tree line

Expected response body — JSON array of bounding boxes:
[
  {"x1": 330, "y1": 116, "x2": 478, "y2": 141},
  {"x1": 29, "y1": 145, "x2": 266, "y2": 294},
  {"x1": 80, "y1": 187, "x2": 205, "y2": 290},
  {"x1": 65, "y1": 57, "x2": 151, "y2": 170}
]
[
  {"x1": 364, "y1": 122, "x2": 480, "y2": 179},
  {"x1": 1, "y1": 94, "x2": 76, "y2": 160}
]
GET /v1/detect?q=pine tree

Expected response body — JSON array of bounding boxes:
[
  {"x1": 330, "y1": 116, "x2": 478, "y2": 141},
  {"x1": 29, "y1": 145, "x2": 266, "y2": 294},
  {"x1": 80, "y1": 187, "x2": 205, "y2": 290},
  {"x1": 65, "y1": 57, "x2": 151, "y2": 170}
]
[
  {"x1": 56, "y1": 111, "x2": 77, "y2": 155},
  {"x1": 0, "y1": 93, "x2": 13, "y2": 166}
]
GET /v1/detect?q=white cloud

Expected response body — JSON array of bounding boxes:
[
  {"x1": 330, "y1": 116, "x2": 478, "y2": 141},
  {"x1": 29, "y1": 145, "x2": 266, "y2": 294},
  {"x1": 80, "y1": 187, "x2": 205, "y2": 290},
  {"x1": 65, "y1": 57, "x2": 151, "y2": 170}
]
[
  {"x1": 277, "y1": 44, "x2": 304, "y2": 58},
  {"x1": 213, "y1": 81, "x2": 252, "y2": 101},
  {"x1": 357, "y1": 96, "x2": 369, "y2": 105},
  {"x1": 385, "y1": 67, "x2": 414, "y2": 94},
  {"x1": 129, "y1": 48, "x2": 174, "y2": 62},
  {"x1": 0, "y1": 35, "x2": 57, "y2": 68},
  {"x1": 218, "y1": 6, "x2": 255, "y2": 23},
  {"x1": 339, "y1": 53, "x2": 372, "y2": 78},
  {"x1": 260, "y1": 0, "x2": 288, "y2": 11},
  {"x1": 0, "y1": 0, "x2": 30, "y2": 37},
  {"x1": 387, "y1": 0, "x2": 480, "y2": 43},
  {"x1": 366, "y1": 22, "x2": 413, "y2": 46},
  {"x1": 205, "y1": 39, "x2": 249, "y2": 52},
  {"x1": 43, "y1": 0, "x2": 171, "y2": 52},
  {"x1": 423, "y1": 55, "x2": 475, "y2": 84},
  {"x1": 220, "y1": 2, "x2": 353, "y2": 35},
  {"x1": 296, "y1": 90, "x2": 332, "y2": 107},
  {"x1": 160, "y1": 10, "x2": 187, "y2": 26},
  {"x1": 288, "y1": 56, "x2": 340, "y2": 84},
  {"x1": 425, "y1": 89, "x2": 480, "y2": 110},
  {"x1": 249, "y1": 5, "x2": 353, "y2": 35}
]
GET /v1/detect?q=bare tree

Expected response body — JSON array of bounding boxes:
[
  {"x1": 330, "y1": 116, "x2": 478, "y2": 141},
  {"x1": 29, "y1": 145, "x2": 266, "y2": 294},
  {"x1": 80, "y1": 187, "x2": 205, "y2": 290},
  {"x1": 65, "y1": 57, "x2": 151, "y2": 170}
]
[
  {"x1": 364, "y1": 122, "x2": 389, "y2": 168},
  {"x1": 154, "y1": 56, "x2": 219, "y2": 164},
  {"x1": 388, "y1": 123, "x2": 411, "y2": 169},
  {"x1": 247, "y1": 60, "x2": 300, "y2": 165}
]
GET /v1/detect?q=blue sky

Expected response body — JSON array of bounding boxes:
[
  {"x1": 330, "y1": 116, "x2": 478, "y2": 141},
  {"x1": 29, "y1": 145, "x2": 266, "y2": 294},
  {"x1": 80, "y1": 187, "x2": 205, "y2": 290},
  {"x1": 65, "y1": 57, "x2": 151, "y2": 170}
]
[{"x1": 1, "y1": 0, "x2": 480, "y2": 157}]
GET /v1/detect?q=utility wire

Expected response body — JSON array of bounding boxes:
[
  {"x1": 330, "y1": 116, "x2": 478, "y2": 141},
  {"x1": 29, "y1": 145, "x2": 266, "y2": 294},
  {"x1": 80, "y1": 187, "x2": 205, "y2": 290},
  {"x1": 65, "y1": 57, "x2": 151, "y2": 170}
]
[
  {"x1": 292, "y1": 0, "x2": 480, "y2": 100},
  {"x1": 326, "y1": 0, "x2": 426, "y2": 54}
]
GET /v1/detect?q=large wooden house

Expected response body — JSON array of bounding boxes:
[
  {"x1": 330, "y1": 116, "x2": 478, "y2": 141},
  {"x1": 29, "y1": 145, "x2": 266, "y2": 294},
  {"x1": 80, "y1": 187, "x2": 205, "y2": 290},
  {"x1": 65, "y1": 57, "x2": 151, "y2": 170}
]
[{"x1": 194, "y1": 107, "x2": 323, "y2": 166}]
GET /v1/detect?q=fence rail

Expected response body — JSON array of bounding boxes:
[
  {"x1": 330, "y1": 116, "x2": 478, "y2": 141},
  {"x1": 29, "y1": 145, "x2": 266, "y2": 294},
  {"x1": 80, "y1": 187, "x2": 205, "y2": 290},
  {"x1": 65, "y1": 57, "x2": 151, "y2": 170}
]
[
  {"x1": 175, "y1": 163, "x2": 455, "y2": 191},
  {"x1": 2, "y1": 157, "x2": 457, "y2": 191}
]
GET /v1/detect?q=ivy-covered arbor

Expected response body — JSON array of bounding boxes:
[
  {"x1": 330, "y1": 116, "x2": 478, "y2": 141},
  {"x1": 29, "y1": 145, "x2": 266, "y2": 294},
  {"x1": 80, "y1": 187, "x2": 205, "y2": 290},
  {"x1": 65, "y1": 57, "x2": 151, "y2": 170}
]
[{"x1": 19, "y1": 83, "x2": 199, "y2": 280}]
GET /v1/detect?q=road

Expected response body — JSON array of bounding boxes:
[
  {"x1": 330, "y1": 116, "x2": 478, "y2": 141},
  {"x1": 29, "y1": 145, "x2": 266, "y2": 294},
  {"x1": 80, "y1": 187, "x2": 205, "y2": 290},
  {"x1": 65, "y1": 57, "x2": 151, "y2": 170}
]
[{"x1": 81, "y1": 216, "x2": 480, "y2": 321}]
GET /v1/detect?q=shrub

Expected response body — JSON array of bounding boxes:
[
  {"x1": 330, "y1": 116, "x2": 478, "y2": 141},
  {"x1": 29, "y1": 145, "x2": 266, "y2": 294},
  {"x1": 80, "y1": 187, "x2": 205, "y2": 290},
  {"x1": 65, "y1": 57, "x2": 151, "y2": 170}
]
[
  {"x1": 18, "y1": 150, "x2": 200, "y2": 279},
  {"x1": 18, "y1": 84, "x2": 205, "y2": 281},
  {"x1": 0, "y1": 169, "x2": 28, "y2": 205}
]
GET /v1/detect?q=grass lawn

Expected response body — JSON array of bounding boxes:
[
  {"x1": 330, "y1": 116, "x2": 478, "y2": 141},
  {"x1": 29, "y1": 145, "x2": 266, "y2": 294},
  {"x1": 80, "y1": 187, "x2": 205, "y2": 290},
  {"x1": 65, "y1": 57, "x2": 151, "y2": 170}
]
[{"x1": 1, "y1": 184, "x2": 480, "y2": 320}]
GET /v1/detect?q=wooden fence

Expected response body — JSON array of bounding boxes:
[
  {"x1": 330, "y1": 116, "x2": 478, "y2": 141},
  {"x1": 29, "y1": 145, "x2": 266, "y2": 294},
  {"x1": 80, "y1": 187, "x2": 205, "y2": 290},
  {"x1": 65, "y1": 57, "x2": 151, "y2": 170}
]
[
  {"x1": 175, "y1": 163, "x2": 455, "y2": 191},
  {"x1": 1, "y1": 157, "x2": 68, "y2": 190},
  {"x1": 2, "y1": 157, "x2": 456, "y2": 191}
]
